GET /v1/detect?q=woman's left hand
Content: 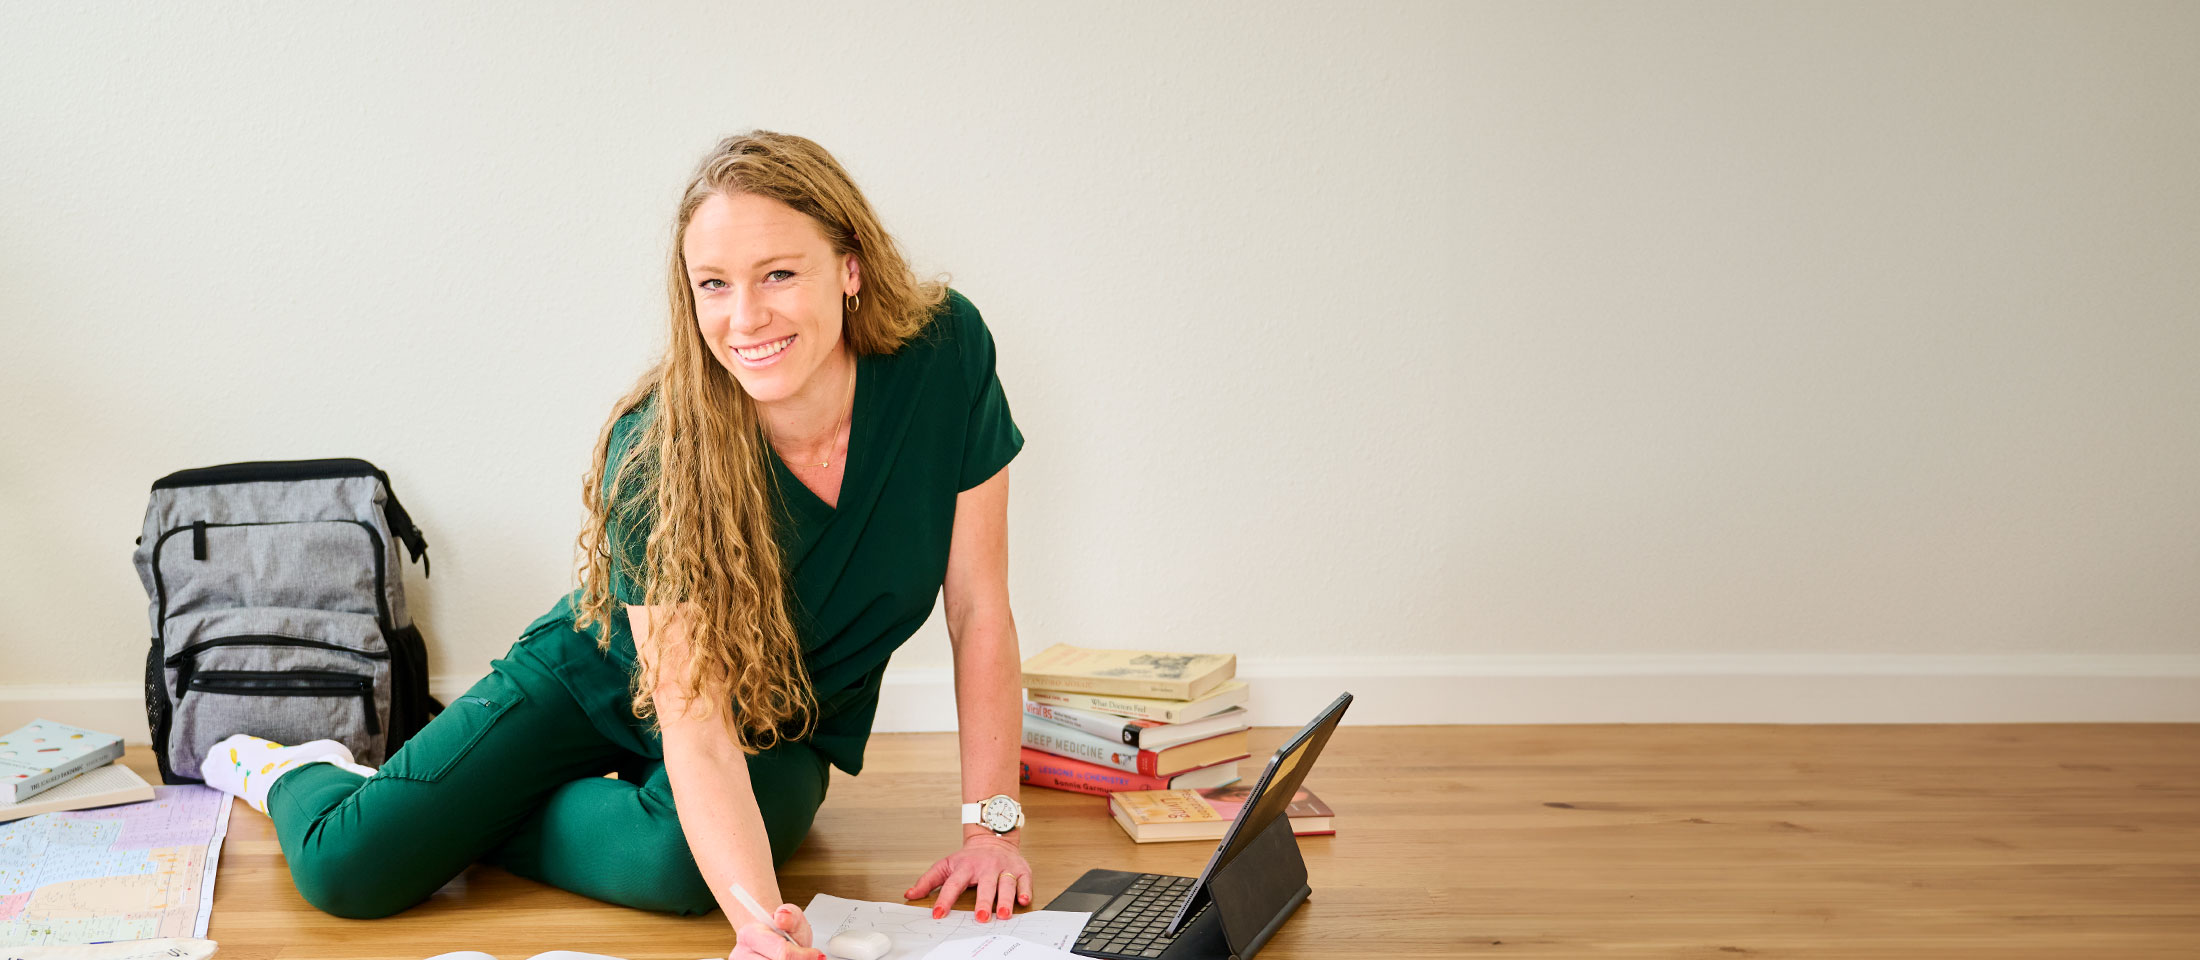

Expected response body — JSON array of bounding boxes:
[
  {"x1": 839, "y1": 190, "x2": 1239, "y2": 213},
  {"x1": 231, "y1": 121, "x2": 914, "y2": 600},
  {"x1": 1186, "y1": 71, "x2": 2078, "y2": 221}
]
[{"x1": 905, "y1": 833, "x2": 1035, "y2": 922}]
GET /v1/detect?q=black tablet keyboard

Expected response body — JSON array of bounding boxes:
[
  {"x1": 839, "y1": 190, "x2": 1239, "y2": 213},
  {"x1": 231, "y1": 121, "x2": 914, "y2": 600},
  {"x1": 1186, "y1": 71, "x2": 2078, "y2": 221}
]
[{"x1": 1074, "y1": 873, "x2": 1212, "y2": 958}]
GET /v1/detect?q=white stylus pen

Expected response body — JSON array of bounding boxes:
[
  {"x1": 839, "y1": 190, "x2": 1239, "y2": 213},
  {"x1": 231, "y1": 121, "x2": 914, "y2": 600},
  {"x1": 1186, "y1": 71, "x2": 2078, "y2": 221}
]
[{"x1": 729, "y1": 882, "x2": 801, "y2": 948}]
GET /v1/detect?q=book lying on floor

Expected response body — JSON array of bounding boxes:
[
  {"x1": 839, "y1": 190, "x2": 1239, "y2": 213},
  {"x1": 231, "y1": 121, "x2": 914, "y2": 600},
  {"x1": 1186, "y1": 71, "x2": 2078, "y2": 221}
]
[
  {"x1": 1, "y1": 718, "x2": 126, "y2": 803},
  {"x1": 1024, "y1": 700, "x2": 1250, "y2": 751},
  {"x1": 1196, "y1": 784, "x2": 1335, "y2": 836},
  {"x1": 1109, "y1": 786, "x2": 1338, "y2": 843},
  {"x1": 1027, "y1": 679, "x2": 1249, "y2": 724},
  {"x1": 1108, "y1": 789, "x2": 1226, "y2": 843},
  {"x1": 1020, "y1": 643, "x2": 1237, "y2": 700},
  {"x1": 1021, "y1": 713, "x2": 1250, "y2": 776},
  {"x1": 1019, "y1": 747, "x2": 1243, "y2": 797},
  {"x1": 0, "y1": 762, "x2": 156, "y2": 823}
]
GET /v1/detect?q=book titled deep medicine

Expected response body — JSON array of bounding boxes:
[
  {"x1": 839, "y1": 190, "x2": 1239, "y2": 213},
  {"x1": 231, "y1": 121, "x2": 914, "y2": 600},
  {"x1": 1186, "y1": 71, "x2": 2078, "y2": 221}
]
[
  {"x1": 1019, "y1": 748, "x2": 1244, "y2": 797},
  {"x1": 0, "y1": 718, "x2": 126, "y2": 804}
]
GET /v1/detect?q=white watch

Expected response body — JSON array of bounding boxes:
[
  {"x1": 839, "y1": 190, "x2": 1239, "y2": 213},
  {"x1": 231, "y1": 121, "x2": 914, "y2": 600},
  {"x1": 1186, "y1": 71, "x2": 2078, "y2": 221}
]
[{"x1": 961, "y1": 794, "x2": 1025, "y2": 834}]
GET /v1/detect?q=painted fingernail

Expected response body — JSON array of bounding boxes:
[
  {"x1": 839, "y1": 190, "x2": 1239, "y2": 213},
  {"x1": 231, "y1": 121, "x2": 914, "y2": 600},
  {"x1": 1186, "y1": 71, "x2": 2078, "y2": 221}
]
[
  {"x1": 933, "y1": 906, "x2": 947, "y2": 920},
  {"x1": 976, "y1": 909, "x2": 990, "y2": 922}
]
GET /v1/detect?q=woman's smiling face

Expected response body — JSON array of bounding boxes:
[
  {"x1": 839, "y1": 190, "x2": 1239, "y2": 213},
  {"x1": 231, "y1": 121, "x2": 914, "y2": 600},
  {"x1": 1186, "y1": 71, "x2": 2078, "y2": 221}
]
[{"x1": 683, "y1": 191, "x2": 860, "y2": 406}]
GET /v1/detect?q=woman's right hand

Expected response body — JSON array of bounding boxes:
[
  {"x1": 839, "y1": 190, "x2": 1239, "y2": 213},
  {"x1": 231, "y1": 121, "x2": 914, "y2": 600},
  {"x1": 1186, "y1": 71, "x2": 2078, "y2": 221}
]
[{"x1": 729, "y1": 902, "x2": 824, "y2": 960}]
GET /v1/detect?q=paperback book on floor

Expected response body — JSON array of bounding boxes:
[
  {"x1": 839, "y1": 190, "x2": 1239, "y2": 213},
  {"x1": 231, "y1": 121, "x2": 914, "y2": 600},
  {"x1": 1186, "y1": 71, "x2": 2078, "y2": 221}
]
[{"x1": 0, "y1": 718, "x2": 125, "y2": 803}]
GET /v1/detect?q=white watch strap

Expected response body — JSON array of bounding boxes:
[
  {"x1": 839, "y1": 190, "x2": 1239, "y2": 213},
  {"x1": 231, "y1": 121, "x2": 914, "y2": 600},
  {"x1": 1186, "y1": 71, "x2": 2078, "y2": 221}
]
[{"x1": 961, "y1": 802, "x2": 981, "y2": 824}]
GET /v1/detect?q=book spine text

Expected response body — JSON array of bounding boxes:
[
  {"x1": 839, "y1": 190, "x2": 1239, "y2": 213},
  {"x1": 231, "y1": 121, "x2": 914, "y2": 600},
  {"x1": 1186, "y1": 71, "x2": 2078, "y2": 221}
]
[
  {"x1": 1019, "y1": 749, "x2": 1167, "y2": 796},
  {"x1": 1021, "y1": 715, "x2": 1148, "y2": 774},
  {"x1": 1028, "y1": 689, "x2": 1183, "y2": 723},
  {"x1": 1023, "y1": 701, "x2": 1139, "y2": 745}
]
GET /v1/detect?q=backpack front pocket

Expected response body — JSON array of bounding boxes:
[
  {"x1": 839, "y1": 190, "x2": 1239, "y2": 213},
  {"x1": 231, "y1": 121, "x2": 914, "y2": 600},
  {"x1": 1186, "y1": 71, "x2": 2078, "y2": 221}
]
[
  {"x1": 168, "y1": 666, "x2": 385, "y2": 781},
  {"x1": 154, "y1": 606, "x2": 396, "y2": 782}
]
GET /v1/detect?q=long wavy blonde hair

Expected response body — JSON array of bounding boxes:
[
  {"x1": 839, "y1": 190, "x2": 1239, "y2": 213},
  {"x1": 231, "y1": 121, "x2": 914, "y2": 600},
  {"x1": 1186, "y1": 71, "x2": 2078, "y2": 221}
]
[{"x1": 571, "y1": 130, "x2": 948, "y2": 753}]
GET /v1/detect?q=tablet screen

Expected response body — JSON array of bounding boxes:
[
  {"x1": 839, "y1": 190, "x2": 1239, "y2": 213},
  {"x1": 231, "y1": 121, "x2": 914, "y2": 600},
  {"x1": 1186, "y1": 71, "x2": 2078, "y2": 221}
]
[{"x1": 1165, "y1": 691, "x2": 1351, "y2": 935}]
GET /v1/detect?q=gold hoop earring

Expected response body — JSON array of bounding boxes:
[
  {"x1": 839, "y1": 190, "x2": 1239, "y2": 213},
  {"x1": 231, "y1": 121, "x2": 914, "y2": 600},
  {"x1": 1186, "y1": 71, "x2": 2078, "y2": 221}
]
[{"x1": 845, "y1": 293, "x2": 861, "y2": 314}]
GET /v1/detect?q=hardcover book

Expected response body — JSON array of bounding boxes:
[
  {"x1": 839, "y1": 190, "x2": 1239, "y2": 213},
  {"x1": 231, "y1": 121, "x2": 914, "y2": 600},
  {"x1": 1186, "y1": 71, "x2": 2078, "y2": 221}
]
[
  {"x1": 1019, "y1": 748, "x2": 1243, "y2": 797},
  {"x1": 1019, "y1": 643, "x2": 1236, "y2": 701},
  {"x1": 1020, "y1": 713, "x2": 1249, "y2": 777},
  {"x1": 1023, "y1": 700, "x2": 1249, "y2": 751},
  {"x1": 1026, "y1": 680, "x2": 1250, "y2": 724},
  {"x1": 0, "y1": 719, "x2": 126, "y2": 804}
]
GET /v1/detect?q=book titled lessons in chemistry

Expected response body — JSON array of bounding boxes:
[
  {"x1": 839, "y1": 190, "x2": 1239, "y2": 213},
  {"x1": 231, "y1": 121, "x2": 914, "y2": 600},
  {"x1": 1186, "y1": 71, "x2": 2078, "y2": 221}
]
[{"x1": 1019, "y1": 643, "x2": 1237, "y2": 701}]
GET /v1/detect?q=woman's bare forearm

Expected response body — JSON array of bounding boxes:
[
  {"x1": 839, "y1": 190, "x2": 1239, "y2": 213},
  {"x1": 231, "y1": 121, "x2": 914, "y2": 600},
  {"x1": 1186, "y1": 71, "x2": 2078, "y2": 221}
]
[
  {"x1": 632, "y1": 601, "x2": 789, "y2": 930},
  {"x1": 942, "y1": 469, "x2": 1024, "y2": 843},
  {"x1": 950, "y1": 615, "x2": 1024, "y2": 841},
  {"x1": 664, "y1": 727, "x2": 785, "y2": 927}
]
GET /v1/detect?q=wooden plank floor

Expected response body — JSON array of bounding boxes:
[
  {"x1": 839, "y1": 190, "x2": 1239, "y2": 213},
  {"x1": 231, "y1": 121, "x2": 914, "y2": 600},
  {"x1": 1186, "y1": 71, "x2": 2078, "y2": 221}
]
[{"x1": 107, "y1": 723, "x2": 2200, "y2": 959}]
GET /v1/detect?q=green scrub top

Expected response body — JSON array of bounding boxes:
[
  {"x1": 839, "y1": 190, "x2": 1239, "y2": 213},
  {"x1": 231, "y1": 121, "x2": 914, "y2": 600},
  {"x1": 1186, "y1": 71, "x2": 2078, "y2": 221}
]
[{"x1": 517, "y1": 288, "x2": 1024, "y2": 776}]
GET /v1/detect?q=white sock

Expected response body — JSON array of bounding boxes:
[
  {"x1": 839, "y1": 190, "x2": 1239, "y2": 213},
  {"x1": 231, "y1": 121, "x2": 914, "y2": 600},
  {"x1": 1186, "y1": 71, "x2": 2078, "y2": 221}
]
[{"x1": 200, "y1": 734, "x2": 375, "y2": 814}]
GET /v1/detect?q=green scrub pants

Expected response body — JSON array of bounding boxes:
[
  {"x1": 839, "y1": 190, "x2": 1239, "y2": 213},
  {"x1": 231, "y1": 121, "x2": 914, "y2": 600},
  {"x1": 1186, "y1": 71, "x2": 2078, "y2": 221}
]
[{"x1": 264, "y1": 639, "x2": 829, "y2": 919}]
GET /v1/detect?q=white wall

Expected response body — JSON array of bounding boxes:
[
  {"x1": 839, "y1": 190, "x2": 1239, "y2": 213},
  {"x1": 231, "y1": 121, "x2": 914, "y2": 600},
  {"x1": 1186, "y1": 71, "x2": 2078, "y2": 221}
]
[{"x1": 4, "y1": 2, "x2": 2197, "y2": 734}]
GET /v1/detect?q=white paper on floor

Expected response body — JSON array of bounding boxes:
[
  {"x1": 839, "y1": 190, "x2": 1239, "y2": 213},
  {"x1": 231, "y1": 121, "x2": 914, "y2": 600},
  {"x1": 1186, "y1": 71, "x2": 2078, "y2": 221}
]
[{"x1": 801, "y1": 893, "x2": 1091, "y2": 960}]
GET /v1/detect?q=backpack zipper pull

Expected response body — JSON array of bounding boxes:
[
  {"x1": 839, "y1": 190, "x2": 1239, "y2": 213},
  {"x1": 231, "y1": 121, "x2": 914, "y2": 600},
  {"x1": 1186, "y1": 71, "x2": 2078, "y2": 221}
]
[
  {"x1": 192, "y1": 521, "x2": 207, "y2": 561},
  {"x1": 357, "y1": 678, "x2": 382, "y2": 735}
]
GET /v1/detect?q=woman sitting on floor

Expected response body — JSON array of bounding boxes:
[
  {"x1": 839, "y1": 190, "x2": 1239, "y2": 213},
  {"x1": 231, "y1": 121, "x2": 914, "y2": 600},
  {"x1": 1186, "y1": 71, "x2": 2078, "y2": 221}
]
[{"x1": 199, "y1": 129, "x2": 1034, "y2": 960}]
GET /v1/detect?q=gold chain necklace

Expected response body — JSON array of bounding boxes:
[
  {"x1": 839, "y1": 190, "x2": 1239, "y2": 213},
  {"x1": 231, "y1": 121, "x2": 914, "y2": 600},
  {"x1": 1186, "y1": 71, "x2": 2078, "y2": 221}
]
[
  {"x1": 765, "y1": 356, "x2": 849, "y2": 468},
  {"x1": 775, "y1": 367, "x2": 856, "y2": 469},
  {"x1": 784, "y1": 410, "x2": 848, "y2": 469}
]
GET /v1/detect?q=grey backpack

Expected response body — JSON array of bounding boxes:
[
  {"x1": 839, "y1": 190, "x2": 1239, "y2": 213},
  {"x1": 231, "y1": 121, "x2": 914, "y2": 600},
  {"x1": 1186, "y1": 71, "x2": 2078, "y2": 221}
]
[{"x1": 133, "y1": 458, "x2": 438, "y2": 784}]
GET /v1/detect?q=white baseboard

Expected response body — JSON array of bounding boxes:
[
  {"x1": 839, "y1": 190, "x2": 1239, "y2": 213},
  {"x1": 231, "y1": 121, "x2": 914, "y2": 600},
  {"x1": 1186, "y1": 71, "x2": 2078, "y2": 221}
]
[
  {"x1": 873, "y1": 653, "x2": 2200, "y2": 730},
  {"x1": 10, "y1": 654, "x2": 2198, "y2": 744}
]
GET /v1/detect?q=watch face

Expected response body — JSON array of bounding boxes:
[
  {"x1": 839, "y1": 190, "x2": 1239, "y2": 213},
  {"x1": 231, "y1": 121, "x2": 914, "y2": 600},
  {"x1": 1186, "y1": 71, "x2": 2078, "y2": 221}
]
[{"x1": 983, "y1": 796, "x2": 1018, "y2": 831}]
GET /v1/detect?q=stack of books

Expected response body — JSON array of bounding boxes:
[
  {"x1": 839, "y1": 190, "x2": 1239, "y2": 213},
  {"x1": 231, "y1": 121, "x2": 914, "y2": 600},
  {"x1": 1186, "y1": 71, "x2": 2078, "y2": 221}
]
[
  {"x1": 1017, "y1": 643, "x2": 1252, "y2": 797},
  {"x1": 0, "y1": 718, "x2": 154, "y2": 823}
]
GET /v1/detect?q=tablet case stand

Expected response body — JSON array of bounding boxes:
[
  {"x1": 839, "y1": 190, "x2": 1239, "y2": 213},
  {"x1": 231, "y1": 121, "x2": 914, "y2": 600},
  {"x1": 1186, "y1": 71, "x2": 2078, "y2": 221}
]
[{"x1": 1192, "y1": 813, "x2": 1311, "y2": 960}]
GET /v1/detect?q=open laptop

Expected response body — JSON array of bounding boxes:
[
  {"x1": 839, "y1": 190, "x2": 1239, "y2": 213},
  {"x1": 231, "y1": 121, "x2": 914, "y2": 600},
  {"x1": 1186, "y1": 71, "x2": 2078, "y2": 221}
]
[{"x1": 1046, "y1": 692, "x2": 1352, "y2": 960}]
